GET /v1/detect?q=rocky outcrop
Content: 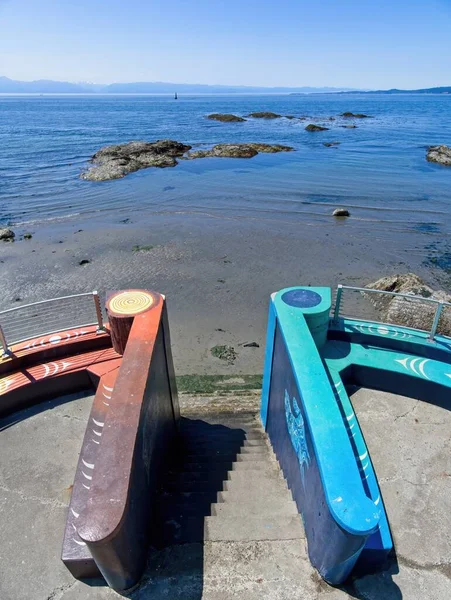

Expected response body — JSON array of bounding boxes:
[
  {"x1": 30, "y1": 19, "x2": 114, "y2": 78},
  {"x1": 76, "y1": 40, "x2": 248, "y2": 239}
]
[
  {"x1": 341, "y1": 112, "x2": 370, "y2": 118},
  {"x1": 207, "y1": 114, "x2": 246, "y2": 123},
  {"x1": 305, "y1": 124, "x2": 329, "y2": 132},
  {"x1": 365, "y1": 273, "x2": 451, "y2": 336},
  {"x1": 186, "y1": 143, "x2": 294, "y2": 159},
  {"x1": 333, "y1": 208, "x2": 350, "y2": 217},
  {"x1": 81, "y1": 140, "x2": 192, "y2": 181},
  {"x1": 324, "y1": 142, "x2": 341, "y2": 147},
  {"x1": 247, "y1": 112, "x2": 282, "y2": 119},
  {"x1": 426, "y1": 145, "x2": 451, "y2": 166},
  {"x1": 0, "y1": 227, "x2": 15, "y2": 242}
]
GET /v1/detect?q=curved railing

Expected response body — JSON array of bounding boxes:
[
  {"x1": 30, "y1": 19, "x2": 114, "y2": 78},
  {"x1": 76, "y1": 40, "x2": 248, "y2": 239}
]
[
  {"x1": 0, "y1": 292, "x2": 105, "y2": 356},
  {"x1": 332, "y1": 284, "x2": 451, "y2": 341}
]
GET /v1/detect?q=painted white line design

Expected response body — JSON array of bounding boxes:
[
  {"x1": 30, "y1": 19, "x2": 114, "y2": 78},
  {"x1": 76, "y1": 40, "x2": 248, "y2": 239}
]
[
  {"x1": 92, "y1": 438, "x2": 100, "y2": 444},
  {"x1": 82, "y1": 471, "x2": 93, "y2": 481},
  {"x1": 92, "y1": 429, "x2": 102, "y2": 437},
  {"x1": 92, "y1": 419, "x2": 104, "y2": 427},
  {"x1": 102, "y1": 401, "x2": 110, "y2": 406},
  {"x1": 103, "y1": 384, "x2": 114, "y2": 392},
  {"x1": 396, "y1": 356, "x2": 430, "y2": 379},
  {"x1": 82, "y1": 484, "x2": 91, "y2": 490},
  {"x1": 359, "y1": 451, "x2": 368, "y2": 460},
  {"x1": 82, "y1": 459, "x2": 95, "y2": 469},
  {"x1": 346, "y1": 413, "x2": 354, "y2": 421},
  {"x1": 374, "y1": 496, "x2": 381, "y2": 505},
  {"x1": 73, "y1": 538, "x2": 86, "y2": 546},
  {"x1": 71, "y1": 508, "x2": 79, "y2": 518}
]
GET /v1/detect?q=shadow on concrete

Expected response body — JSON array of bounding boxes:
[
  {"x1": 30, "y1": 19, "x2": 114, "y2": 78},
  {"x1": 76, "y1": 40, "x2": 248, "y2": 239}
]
[
  {"x1": 340, "y1": 556, "x2": 402, "y2": 599},
  {"x1": 0, "y1": 390, "x2": 93, "y2": 432},
  {"x1": 129, "y1": 416, "x2": 248, "y2": 598}
]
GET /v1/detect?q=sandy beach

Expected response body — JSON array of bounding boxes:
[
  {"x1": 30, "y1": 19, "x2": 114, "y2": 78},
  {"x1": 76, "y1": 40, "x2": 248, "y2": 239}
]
[{"x1": 0, "y1": 209, "x2": 446, "y2": 376}]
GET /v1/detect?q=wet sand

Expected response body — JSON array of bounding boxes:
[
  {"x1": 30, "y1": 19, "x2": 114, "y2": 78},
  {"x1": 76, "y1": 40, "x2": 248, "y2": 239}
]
[{"x1": 0, "y1": 210, "x2": 446, "y2": 375}]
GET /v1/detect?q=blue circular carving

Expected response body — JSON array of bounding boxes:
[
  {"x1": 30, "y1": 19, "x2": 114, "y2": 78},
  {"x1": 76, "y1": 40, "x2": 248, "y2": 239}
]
[{"x1": 281, "y1": 289, "x2": 322, "y2": 308}]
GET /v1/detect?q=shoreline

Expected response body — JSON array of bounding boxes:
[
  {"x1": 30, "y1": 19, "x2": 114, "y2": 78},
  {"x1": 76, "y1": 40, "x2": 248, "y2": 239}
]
[{"x1": 1, "y1": 209, "x2": 448, "y2": 376}]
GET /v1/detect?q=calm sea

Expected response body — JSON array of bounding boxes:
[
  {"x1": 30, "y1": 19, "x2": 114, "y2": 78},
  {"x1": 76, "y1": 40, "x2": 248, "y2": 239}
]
[{"x1": 0, "y1": 94, "x2": 450, "y2": 240}]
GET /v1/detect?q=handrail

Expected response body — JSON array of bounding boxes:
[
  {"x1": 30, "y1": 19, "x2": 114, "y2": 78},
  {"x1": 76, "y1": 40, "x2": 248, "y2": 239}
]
[
  {"x1": 0, "y1": 292, "x2": 95, "y2": 316},
  {"x1": 333, "y1": 284, "x2": 451, "y2": 342},
  {"x1": 0, "y1": 291, "x2": 105, "y2": 356}
]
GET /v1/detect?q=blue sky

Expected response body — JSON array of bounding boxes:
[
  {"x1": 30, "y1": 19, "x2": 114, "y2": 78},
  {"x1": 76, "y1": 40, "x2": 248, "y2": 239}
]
[{"x1": 0, "y1": 0, "x2": 450, "y2": 88}]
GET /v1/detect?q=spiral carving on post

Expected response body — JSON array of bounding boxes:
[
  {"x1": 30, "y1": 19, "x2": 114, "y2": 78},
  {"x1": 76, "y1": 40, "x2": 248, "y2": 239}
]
[{"x1": 108, "y1": 290, "x2": 155, "y2": 315}]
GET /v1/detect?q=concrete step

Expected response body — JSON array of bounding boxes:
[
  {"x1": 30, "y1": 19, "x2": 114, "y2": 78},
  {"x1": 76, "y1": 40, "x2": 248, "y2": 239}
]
[
  {"x1": 231, "y1": 461, "x2": 279, "y2": 472},
  {"x1": 182, "y1": 438, "x2": 267, "y2": 449},
  {"x1": 159, "y1": 515, "x2": 305, "y2": 545},
  {"x1": 205, "y1": 515, "x2": 305, "y2": 542},
  {"x1": 223, "y1": 479, "x2": 288, "y2": 497},
  {"x1": 181, "y1": 454, "x2": 240, "y2": 464},
  {"x1": 166, "y1": 471, "x2": 228, "y2": 484},
  {"x1": 183, "y1": 445, "x2": 268, "y2": 458},
  {"x1": 181, "y1": 430, "x2": 266, "y2": 441},
  {"x1": 211, "y1": 500, "x2": 298, "y2": 518},
  {"x1": 174, "y1": 461, "x2": 234, "y2": 472},
  {"x1": 164, "y1": 479, "x2": 226, "y2": 493},
  {"x1": 235, "y1": 453, "x2": 273, "y2": 462},
  {"x1": 225, "y1": 470, "x2": 286, "y2": 485},
  {"x1": 217, "y1": 489, "x2": 294, "y2": 506}
]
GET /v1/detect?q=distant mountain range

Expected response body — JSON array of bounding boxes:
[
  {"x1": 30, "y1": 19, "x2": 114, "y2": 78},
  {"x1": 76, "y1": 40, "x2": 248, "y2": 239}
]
[
  {"x1": 0, "y1": 76, "x2": 358, "y2": 94},
  {"x1": 0, "y1": 77, "x2": 449, "y2": 95},
  {"x1": 337, "y1": 86, "x2": 451, "y2": 95}
]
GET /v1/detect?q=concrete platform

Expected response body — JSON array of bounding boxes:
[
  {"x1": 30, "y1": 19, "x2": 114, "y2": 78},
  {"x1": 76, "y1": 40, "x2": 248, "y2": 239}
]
[{"x1": 1, "y1": 389, "x2": 450, "y2": 599}]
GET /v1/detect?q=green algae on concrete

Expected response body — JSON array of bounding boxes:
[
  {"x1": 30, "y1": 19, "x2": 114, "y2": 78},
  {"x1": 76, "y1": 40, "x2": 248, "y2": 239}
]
[{"x1": 176, "y1": 374, "x2": 262, "y2": 395}]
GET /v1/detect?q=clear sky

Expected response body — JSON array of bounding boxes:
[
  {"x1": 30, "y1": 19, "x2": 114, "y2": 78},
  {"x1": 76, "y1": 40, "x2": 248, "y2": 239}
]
[{"x1": 0, "y1": 0, "x2": 450, "y2": 89}]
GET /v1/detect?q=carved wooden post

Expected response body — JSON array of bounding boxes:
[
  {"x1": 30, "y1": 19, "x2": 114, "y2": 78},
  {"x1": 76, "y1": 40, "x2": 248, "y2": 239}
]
[{"x1": 106, "y1": 290, "x2": 158, "y2": 355}]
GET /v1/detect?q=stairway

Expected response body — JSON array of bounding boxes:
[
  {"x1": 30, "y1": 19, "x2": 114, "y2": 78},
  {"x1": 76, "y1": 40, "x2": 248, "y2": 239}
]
[{"x1": 156, "y1": 411, "x2": 305, "y2": 547}]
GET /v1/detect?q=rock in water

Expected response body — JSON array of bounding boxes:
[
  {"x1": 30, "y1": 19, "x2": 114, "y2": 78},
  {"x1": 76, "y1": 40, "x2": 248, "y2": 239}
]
[
  {"x1": 426, "y1": 145, "x2": 451, "y2": 166},
  {"x1": 364, "y1": 273, "x2": 451, "y2": 336},
  {"x1": 324, "y1": 142, "x2": 341, "y2": 147},
  {"x1": 305, "y1": 124, "x2": 329, "y2": 132},
  {"x1": 341, "y1": 112, "x2": 371, "y2": 118},
  {"x1": 0, "y1": 227, "x2": 15, "y2": 242},
  {"x1": 186, "y1": 143, "x2": 294, "y2": 159},
  {"x1": 81, "y1": 140, "x2": 192, "y2": 181},
  {"x1": 333, "y1": 208, "x2": 350, "y2": 217},
  {"x1": 206, "y1": 114, "x2": 247, "y2": 122},
  {"x1": 247, "y1": 112, "x2": 282, "y2": 119}
]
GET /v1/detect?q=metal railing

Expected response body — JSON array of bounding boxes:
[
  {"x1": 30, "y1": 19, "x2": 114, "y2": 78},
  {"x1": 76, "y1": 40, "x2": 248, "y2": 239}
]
[
  {"x1": 0, "y1": 291, "x2": 105, "y2": 357},
  {"x1": 332, "y1": 284, "x2": 451, "y2": 342}
]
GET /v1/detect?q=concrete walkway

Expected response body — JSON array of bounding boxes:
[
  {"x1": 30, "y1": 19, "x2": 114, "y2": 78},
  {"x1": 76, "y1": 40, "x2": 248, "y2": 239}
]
[{"x1": 0, "y1": 389, "x2": 450, "y2": 599}]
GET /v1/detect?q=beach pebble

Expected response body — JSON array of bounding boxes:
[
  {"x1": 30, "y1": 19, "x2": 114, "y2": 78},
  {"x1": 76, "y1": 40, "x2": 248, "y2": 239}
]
[
  {"x1": 79, "y1": 259, "x2": 91, "y2": 266},
  {"x1": 333, "y1": 208, "x2": 350, "y2": 217},
  {"x1": 0, "y1": 227, "x2": 15, "y2": 242},
  {"x1": 23, "y1": 233, "x2": 32, "y2": 240}
]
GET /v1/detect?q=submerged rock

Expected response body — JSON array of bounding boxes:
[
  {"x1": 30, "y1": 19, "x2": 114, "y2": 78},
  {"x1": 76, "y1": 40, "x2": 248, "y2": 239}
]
[
  {"x1": 186, "y1": 143, "x2": 294, "y2": 159},
  {"x1": 81, "y1": 139, "x2": 192, "y2": 181},
  {"x1": 333, "y1": 208, "x2": 350, "y2": 217},
  {"x1": 247, "y1": 112, "x2": 282, "y2": 119},
  {"x1": 305, "y1": 124, "x2": 329, "y2": 132},
  {"x1": 207, "y1": 113, "x2": 246, "y2": 123},
  {"x1": 341, "y1": 112, "x2": 371, "y2": 118},
  {"x1": 365, "y1": 273, "x2": 451, "y2": 336},
  {"x1": 324, "y1": 141, "x2": 341, "y2": 147},
  {"x1": 426, "y1": 145, "x2": 451, "y2": 166},
  {"x1": 341, "y1": 125, "x2": 357, "y2": 129},
  {"x1": 0, "y1": 227, "x2": 15, "y2": 242}
]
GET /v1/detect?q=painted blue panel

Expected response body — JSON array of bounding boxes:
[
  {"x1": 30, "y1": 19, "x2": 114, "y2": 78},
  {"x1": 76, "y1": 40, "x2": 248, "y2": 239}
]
[{"x1": 267, "y1": 325, "x2": 365, "y2": 584}]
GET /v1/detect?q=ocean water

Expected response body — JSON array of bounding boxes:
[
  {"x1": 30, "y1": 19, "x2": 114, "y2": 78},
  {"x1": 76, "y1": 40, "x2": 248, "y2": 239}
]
[{"x1": 0, "y1": 94, "x2": 450, "y2": 242}]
